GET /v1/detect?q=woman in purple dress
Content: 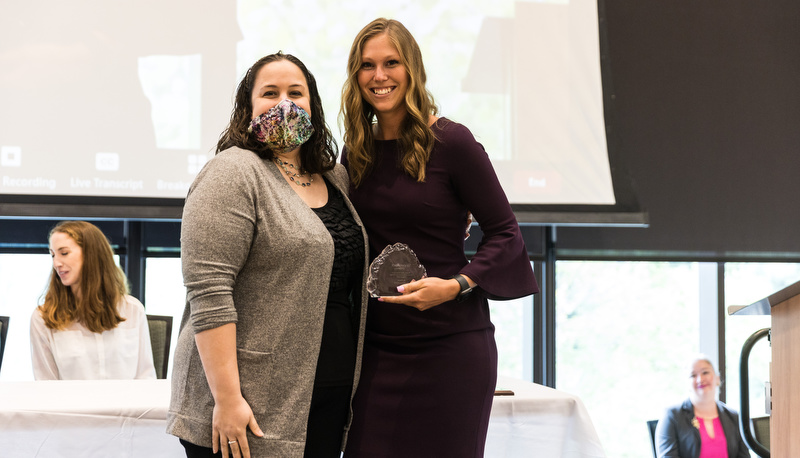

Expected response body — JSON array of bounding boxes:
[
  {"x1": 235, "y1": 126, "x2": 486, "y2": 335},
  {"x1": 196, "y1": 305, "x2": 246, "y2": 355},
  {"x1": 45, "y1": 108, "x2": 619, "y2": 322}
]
[{"x1": 340, "y1": 18, "x2": 540, "y2": 457}]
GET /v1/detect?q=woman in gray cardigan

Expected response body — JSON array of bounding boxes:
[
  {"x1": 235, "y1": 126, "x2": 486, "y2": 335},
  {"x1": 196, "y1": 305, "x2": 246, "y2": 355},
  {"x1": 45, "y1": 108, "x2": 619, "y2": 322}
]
[
  {"x1": 167, "y1": 52, "x2": 369, "y2": 458},
  {"x1": 655, "y1": 355, "x2": 750, "y2": 458}
]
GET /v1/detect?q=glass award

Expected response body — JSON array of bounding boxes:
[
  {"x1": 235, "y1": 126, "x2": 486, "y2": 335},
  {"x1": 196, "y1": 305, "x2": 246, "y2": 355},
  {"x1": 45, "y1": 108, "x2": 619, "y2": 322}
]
[{"x1": 367, "y1": 243, "x2": 427, "y2": 297}]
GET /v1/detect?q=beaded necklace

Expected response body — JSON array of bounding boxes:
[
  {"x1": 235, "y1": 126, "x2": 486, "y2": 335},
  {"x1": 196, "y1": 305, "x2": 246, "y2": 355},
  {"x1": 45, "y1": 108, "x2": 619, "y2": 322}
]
[{"x1": 273, "y1": 157, "x2": 313, "y2": 187}]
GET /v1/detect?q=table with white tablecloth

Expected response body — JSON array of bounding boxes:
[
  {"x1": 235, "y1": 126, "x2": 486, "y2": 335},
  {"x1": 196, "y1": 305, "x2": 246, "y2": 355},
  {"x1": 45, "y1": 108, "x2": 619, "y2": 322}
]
[
  {"x1": 487, "y1": 376, "x2": 606, "y2": 457},
  {"x1": 0, "y1": 376, "x2": 605, "y2": 457},
  {"x1": 0, "y1": 379, "x2": 181, "y2": 458}
]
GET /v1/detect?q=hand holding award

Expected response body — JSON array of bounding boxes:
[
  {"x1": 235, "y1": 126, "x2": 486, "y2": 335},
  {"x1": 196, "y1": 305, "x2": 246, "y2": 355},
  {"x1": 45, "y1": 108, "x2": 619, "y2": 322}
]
[{"x1": 367, "y1": 243, "x2": 427, "y2": 297}]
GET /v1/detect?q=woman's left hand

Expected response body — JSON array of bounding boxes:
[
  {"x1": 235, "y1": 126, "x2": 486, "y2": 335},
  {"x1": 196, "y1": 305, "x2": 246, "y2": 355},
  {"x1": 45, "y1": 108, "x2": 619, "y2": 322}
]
[{"x1": 379, "y1": 277, "x2": 463, "y2": 311}]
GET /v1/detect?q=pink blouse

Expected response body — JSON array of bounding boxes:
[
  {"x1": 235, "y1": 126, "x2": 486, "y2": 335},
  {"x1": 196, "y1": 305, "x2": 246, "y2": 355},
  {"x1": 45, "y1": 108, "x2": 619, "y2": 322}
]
[{"x1": 698, "y1": 416, "x2": 729, "y2": 458}]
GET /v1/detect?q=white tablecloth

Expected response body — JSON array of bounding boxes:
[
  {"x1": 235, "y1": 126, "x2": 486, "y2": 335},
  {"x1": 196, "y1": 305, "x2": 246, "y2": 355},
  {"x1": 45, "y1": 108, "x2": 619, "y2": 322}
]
[
  {"x1": 0, "y1": 379, "x2": 181, "y2": 457},
  {"x1": 0, "y1": 377, "x2": 605, "y2": 457},
  {"x1": 488, "y1": 376, "x2": 606, "y2": 457}
]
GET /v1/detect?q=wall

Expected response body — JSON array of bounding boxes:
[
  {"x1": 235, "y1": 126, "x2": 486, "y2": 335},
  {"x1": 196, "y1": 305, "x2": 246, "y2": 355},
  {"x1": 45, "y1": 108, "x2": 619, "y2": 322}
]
[{"x1": 559, "y1": 0, "x2": 800, "y2": 257}]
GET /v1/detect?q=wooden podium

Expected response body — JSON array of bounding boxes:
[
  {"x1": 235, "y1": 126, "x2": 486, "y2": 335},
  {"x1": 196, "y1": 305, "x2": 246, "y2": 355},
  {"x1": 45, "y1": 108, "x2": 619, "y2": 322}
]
[{"x1": 733, "y1": 280, "x2": 800, "y2": 457}]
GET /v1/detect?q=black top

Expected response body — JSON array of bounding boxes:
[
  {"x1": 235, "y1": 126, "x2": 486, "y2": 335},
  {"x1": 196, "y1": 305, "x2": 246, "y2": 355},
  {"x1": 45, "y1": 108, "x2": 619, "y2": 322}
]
[
  {"x1": 311, "y1": 177, "x2": 364, "y2": 386},
  {"x1": 655, "y1": 398, "x2": 751, "y2": 458}
]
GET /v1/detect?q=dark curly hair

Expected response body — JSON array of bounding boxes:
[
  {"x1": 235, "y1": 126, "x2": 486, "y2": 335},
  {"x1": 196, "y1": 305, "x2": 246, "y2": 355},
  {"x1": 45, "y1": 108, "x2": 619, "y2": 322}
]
[{"x1": 216, "y1": 52, "x2": 337, "y2": 174}]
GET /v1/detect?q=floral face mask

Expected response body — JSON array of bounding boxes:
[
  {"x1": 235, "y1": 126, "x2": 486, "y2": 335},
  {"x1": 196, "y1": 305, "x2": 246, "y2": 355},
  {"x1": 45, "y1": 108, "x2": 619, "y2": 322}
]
[{"x1": 248, "y1": 99, "x2": 314, "y2": 155}]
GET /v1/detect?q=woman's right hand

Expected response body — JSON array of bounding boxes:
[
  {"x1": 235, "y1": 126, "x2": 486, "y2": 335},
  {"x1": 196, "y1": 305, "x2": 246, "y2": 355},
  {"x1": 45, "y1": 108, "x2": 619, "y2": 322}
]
[
  {"x1": 194, "y1": 323, "x2": 263, "y2": 457},
  {"x1": 212, "y1": 394, "x2": 263, "y2": 458}
]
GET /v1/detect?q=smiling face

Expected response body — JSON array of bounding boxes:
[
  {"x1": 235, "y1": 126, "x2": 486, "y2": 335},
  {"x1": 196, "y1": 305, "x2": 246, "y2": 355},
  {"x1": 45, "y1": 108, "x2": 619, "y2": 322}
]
[
  {"x1": 250, "y1": 59, "x2": 312, "y2": 120},
  {"x1": 689, "y1": 359, "x2": 720, "y2": 401},
  {"x1": 49, "y1": 231, "x2": 84, "y2": 296},
  {"x1": 357, "y1": 33, "x2": 409, "y2": 123}
]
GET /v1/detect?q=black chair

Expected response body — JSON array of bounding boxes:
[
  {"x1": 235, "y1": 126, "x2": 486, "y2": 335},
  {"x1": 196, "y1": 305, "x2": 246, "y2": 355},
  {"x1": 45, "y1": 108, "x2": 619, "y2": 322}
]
[
  {"x1": 751, "y1": 415, "x2": 770, "y2": 452},
  {"x1": 146, "y1": 314, "x2": 173, "y2": 379},
  {"x1": 647, "y1": 419, "x2": 659, "y2": 458},
  {"x1": 0, "y1": 316, "x2": 8, "y2": 374}
]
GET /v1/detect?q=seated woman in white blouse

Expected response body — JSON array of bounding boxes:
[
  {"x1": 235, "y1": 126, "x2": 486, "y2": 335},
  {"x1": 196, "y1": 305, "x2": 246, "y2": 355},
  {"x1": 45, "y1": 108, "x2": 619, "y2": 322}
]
[{"x1": 30, "y1": 221, "x2": 156, "y2": 380}]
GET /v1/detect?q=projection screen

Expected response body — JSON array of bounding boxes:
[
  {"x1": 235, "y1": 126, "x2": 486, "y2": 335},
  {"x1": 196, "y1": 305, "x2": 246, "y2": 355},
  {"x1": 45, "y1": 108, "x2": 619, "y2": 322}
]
[{"x1": 0, "y1": 0, "x2": 642, "y2": 222}]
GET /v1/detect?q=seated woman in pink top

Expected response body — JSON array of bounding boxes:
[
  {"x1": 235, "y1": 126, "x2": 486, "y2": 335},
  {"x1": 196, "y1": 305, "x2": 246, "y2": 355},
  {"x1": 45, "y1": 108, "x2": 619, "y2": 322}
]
[
  {"x1": 655, "y1": 355, "x2": 750, "y2": 458},
  {"x1": 30, "y1": 221, "x2": 156, "y2": 380}
]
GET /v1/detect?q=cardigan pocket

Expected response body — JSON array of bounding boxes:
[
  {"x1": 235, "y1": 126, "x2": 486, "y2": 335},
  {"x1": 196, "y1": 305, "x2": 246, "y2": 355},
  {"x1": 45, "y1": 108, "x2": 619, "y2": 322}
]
[{"x1": 237, "y1": 347, "x2": 275, "y2": 416}]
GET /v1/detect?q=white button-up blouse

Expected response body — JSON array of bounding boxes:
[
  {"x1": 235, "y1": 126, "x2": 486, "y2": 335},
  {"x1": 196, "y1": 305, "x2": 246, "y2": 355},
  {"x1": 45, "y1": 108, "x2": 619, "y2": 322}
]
[{"x1": 30, "y1": 295, "x2": 157, "y2": 380}]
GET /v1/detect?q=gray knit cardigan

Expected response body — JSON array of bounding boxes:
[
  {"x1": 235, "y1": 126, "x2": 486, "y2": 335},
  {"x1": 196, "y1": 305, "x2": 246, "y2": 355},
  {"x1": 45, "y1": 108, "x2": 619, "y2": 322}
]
[{"x1": 166, "y1": 147, "x2": 369, "y2": 456}]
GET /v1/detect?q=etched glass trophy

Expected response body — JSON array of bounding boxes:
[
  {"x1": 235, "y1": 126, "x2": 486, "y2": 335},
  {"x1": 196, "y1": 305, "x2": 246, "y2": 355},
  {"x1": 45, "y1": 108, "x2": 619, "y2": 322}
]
[{"x1": 367, "y1": 243, "x2": 427, "y2": 297}]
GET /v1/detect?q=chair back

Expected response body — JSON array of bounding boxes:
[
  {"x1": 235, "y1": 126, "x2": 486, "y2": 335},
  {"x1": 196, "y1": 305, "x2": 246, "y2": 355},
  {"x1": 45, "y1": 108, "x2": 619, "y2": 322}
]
[
  {"x1": 647, "y1": 419, "x2": 658, "y2": 458},
  {"x1": 751, "y1": 415, "x2": 770, "y2": 451},
  {"x1": 146, "y1": 314, "x2": 173, "y2": 379},
  {"x1": 0, "y1": 316, "x2": 8, "y2": 373}
]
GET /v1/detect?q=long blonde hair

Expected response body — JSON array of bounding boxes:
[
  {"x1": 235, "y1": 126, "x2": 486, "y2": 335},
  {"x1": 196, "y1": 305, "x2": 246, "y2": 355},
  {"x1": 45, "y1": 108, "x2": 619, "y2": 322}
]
[
  {"x1": 39, "y1": 221, "x2": 129, "y2": 332},
  {"x1": 340, "y1": 18, "x2": 438, "y2": 187}
]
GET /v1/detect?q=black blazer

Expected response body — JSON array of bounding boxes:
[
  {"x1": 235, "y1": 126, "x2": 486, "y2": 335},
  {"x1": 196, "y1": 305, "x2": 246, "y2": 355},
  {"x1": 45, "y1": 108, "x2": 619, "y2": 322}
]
[{"x1": 655, "y1": 398, "x2": 750, "y2": 458}]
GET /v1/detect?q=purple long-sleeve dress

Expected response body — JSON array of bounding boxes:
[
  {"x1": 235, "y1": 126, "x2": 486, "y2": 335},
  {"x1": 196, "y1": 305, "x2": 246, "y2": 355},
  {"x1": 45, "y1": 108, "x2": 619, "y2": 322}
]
[{"x1": 343, "y1": 118, "x2": 539, "y2": 457}]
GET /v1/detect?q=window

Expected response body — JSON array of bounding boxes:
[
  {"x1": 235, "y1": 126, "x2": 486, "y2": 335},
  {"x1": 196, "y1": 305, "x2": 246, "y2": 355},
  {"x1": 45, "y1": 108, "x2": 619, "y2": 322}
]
[
  {"x1": 0, "y1": 254, "x2": 59, "y2": 381},
  {"x1": 724, "y1": 262, "x2": 800, "y2": 418},
  {"x1": 143, "y1": 257, "x2": 185, "y2": 380},
  {"x1": 555, "y1": 260, "x2": 701, "y2": 458},
  {"x1": 491, "y1": 294, "x2": 534, "y2": 380}
]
